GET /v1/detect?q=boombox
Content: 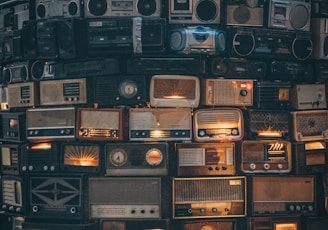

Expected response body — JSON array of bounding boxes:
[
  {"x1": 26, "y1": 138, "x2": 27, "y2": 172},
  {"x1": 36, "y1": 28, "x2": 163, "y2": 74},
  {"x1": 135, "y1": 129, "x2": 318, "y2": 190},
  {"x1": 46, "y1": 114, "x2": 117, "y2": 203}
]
[
  {"x1": 193, "y1": 108, "x2": 244, "y2": 142},
  {"x1": 84, "y1": 0, "x2": 162, "y2": 18},
  {"x1": 179, "y1": 219, "x2": 245, "y2": 230},
  {"x1": 76, "y1": 107, "x2": 128, "y2": 141},
  {"x1": 241, "y1": 140, "x2": 292, "y2": 174},
  {"x1": 0, "y1": 29, "x2": 24, "y2": 62},
  {"x1": 291, "y1": 110, "x2": 328, "y2": 142},
  {"x1": 226, "y1": 0, "x2": 265, "y2": 27},
  {"x1": 200, "y1": 78, "x2": 253, "y2": 106},
  {"x1": 230, "y1": 27, "x2": 313, "y2": 61},
  {"x1": 126, "y1": 55, "x2": 206, "y2": 75},
  {"x1": 26, "y1": 174, "x2": 88, "y2": 220},
  {"x1": 1, "y1": 144, "x2": 22, "y2": 175},
  {"x1": 293, "y1": 141, "x2": 328, "y2": 174},
  {"x1": 1, "y1": 175, "x2": 25, "y2": 215},
  {"x1": 35, "y1": 0, "x2": 82, "y2": 19},
  {"x1": 22, "y1": 222, "x2": 97, "y2": 230},
  {"x1": 2, "y1": 61, "x2": 29, "y2": 84},
  {"x1": 7, "y1": 82, "x2": 39, "y2": 109},
  {"x1": 87, "y1": 17, "x2": 165, "y2": 55},
  {"x1": 129, "y1": 108, "x2": 192, "y2": 141},
  {"x1": 209, "y1": 57, "x2": 267, "y2": 79},
  {"x1": 168, "y1": 26, "x2": 226, "y2": 55},
  {"x1": 175, "y1": 142, "x2": 236, "y2": 176},
  {"x1": 311, "y1": 0, "x2": 328, "y2": 17},
  {"x1": 291, "y1": 83, "x2": 327, "y2": 110},
  {"x1": 0, "y1": 85, "x2": 8, "y2": 110},
  {"x1": 93, "y1": 75, "x2": 146, "y2": 107},
  {"x1": 101, "y1": 220, "x2": 173, "y2": 230},
  {"x1": 310, "y1": 18, "x2": 328, "y2": 60},
  {"x1": 268, "y1": 0, "x2": 311, "y2": 31},
  {"x1": 248, "y1": 216, "x2": 301, "y2": 230},
  {"x1": 26, "y1": 107, "x2": 76, "y2": 142},
  {"x1": 249, "y1": 175, "x2": 316, "y2": 216},
  {"x1": 253, "y1": 81, "x2": 292, "y2": 109},
  {"x1": 89, "y1": 177, "x2": 171, "y2": 219},
  {"x1": 0, "y1": 111, "x2": 26, "y2": 142},
  {"x1": 245, "y1": 109, "x2": 290, "y2": 139},
  {"x1": 39, "y1": 78, "x2": 91, "y2": 106},
  {"x1": 150, "y1": 75, "x2": 200, "y2": 108},
  {"x1": 105, "y1": 142, "x2": 169, "y2": 176},
  {"x1": 169, "y1": 0, "x2": 221, "y2": 24},
  {"x1": 173, "y1": 176, "x2": 246, "y2": 219}
]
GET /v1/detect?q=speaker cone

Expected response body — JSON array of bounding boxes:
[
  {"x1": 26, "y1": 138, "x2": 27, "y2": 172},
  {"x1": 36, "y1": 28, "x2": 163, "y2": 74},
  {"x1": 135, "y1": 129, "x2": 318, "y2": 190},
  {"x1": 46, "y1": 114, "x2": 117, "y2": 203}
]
[
  {"x1": 196, "y1": 0, "x2": 218, "y2": 22},
  {"x1": 233, "y1": 32, "x2": 255, "y2": 56},
  {"x1": 137, "y1": 0, "x2": 157, "y2": 16},
  {"x1": 88, "y1": 0, "x2": 108, "y2": 16},
  {"x1": 290, "y1": 4, "x2": 309, "y2": 30},
  {"x1": 292, "y1": 37, "x2": 312, "y2": 60}
]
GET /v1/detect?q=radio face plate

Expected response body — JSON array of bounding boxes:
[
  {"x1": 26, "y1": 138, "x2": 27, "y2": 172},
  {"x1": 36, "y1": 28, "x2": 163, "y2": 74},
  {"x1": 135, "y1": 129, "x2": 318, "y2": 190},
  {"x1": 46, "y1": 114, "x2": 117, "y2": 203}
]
[
  {"x1": 7, "y1": 82, "x2": 39, "y2": 109},
  {"x1": 0, "y1": 111, "x2": 26, "y2": 142},
  {"x1": 35, "y1": 0, "x2": 82, "y2": 19},
  {"x1": 291, "y1": 84, "x2": 327, "y2": 110},
  {"x1": 1, "y1": 144, "x2": 21, "y2": 175},
  {"x1": 1, "y1": 175, "x2": 24, "y2": 215}
]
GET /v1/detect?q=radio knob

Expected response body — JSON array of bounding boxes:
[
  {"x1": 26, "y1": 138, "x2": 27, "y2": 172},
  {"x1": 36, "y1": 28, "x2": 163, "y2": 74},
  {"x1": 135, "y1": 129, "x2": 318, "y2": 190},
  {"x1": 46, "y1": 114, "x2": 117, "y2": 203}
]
[
  {"x1": 301, "y1": 205, "x2": 308, "y2": 212},
  {"x1": 263, "y1": 163, "x2": 270, "y2": 170},
  {"x1": 308, "y1": 205, "x2": 314, "y2": 212},
  {"x1": 216, "y1": 167, "x2": 220, "y2": 171},
  {"x1": 50, "y1": 166, "x2": 56, "y2": 171},
  {"x1": 208, "y1": 167, "x2": 213, "y2": 171},
  {"x1": 16, "y1": 207, "x2": 21, "y2": 213},
  {"x1": 28, "y1": 165, "x2": 33, "y2": 171},
  {"x1": 9, "y1": 206, "x2": 14, "y2": 211},
  {"x1": 296, "y1": 205, "x2": 301, "y2": 211},
  {"x1": 200, "y1": 208, "x2": 205, "y2": 213},
  {"x1": 250, "y1": 163, "x2": 256, "y2": 170},
  {"x1": 278, "y1": 164, "x2": 283, "y2": 169},
  {"x1": 150, "y1": 209, "x2": 155, "y2": 214},
  {"x1": 187, "y1": 208, "x2": 193, "y2": 214},
  {"x1": 199, "y1": 130, "x2": 206, "y2": 137},
  {"x1": 289, "y1": 205, "x2": 295, "y2": 211},
  {"x1": 240, "y1": 89, "x2": 248, "y2": 96},
  {"x1": 212, "y1": 208, "x2": 217, "y2": 212},
  {"x1": 70, "y1": 207, "x2": 76, "y2": 214},
  {"x1": 22, "y1": 166, "x2": 27, "y2": 171},
  {"x1": 43, "y1": 165, "x2": 48, "y2": 171},
  {"x1": 141, "y1": 209, "x2": 145, "y2": 214},
  {"x1": 2, "y1": 204, "x2": 7, "y2": 209},
  {"x1": 32, "y1": 206, "x2": 39, "y2": 213},
  {"x1": 231, "y1": 129, "x2": 239, "y2": 135},
  {"x1": 131, "y1": 210, "x2": 136, "y2": 214}
]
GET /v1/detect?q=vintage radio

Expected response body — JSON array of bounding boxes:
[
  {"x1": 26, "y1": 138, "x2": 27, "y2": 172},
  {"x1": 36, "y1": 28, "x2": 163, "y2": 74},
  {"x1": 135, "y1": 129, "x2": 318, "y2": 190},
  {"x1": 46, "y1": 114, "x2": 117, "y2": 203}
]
[
  {"x1": 246, "y1": 109, "x2": 290, "y2": 139},
  {"x1": 173, "y1": 176, "x2": 246, "y2": 219},
  {"x1": 180, "y1": 219, "x2": 245, "y2": 230},
  {"x1": 241, "y1": 140, "x2": 292, "y2": 174},
  {"x1": 0, "y1": 215, "x2": 24, "y2": 230},
  {"x1": 105, "y1": 142, "x2": 168, "y2": 176},
  {"x1": 193, "y1": 108, "x2": 244, "y2": 142},
  {"x1": 311, "y1": 0, "x2": 328, "y2": 17},
  {"x1": 77, "y1": 107, "x2": 128, "y2": 141},
  {"x1": 26, "y1": 174, "x2": 88, "y2": 220},
  {"x1": 21, "y1": 143, "x2": 59, "y2": 174},
  {"x1": 129, "y1": 107, "x2": 192, "y2": 141},
  {"x1": 291, "y1": 110, "x2": 328, "y2": 142},
  {"x1": 226, "y1": 0, "x2": 265, "y2": 27},
  {"x1": 89, "y1": 177, "x2": 171, "y2": 219},
  {"x1": 7, "y1": 79, "x2": 39, "y2": 109},
  {"x1": 61, "y1": 142, "x2": 102, "y2": 173},
  {"x1": 291, "y1": 83, "x2": 327, "y2": 110},
  {"x1": 22, "y1": 222, "x2": 97, "y2": 230},
  {"x1": 253, "y1": 81, "x2": 292, "y2": 109},
  {"x1": 0, "y1": 111, "x2": 26, "y2": 142},
  {"x1": 0, "y1": 29, "x2": 24, "y2": 62},
  {"x1": 1, "y1": 144, "x2": 21, "y2": 175},
  {"x1": 200, "y1": 78, "x2": 253, "y2": 106},
  {"x1": 93, "y1": 75, "x2": 146, "y2": 107},
  {"x1": 101, "y1": 219, "x2": 172, "y2": 230},
  {"x1": 13, "y1": 2, "x2": 30, "y2": 30},
  {"x1": 293, "y1": 141, "x2": 328, "y2": 174},
  {"x1": 169, "y1": 0, "x2": 221, "y2": 24},
  {"x1": 35, "y1": 0, "x2": 82, "y2": 19},
  {"x1": 209, "y1": 57, "x2": 267, "y2": 79},
  {"x1": 39, "y1": 78, "x2": 91, "y2": 106},
  {"x1": 268, "y1": 0, "x2": 311, "y2": 31},
  {"x1": 250, "y1": 175, "x2": 316, "y2": 216},
  {"x1": 1, "y1": 175, "x2": 24, "y2": 215},
  {"x1": 168, "y1": 26, "x2": 226, "y2": 55},
  {"x1": 248, "y1": 216, "x2": 301, "y2": 230},
  {"x1": 311, "y1": 18, "x2": 328, "y2": 60},
  {"x1": 175, "y1": 142, "x2": 235, "y2": 176},
  {"x1": 21, "y1": 19, "x2": 38, "y2": 59},
  {"x1": 0, "y1": 85, "x2": 8, "y2": 110},
  {"x1": 87, "y1": 17, "x2": 165, "y2": 55},
  {"x1": 0, "y1": 6, "x2": 12, "y2": 32},
  {"x1": 84, "y1": 0, "x2": 162, "y2": 18},
  {"x1": 150, "y1": 75, "x2": 200, "y2": 108},
  {"x1": 303, "y1": 217, "x2": 328, "y2": 230},
  {"x1": 26, "y1": 107, "x2": 76, "y2": 142},
  {"x1": 230, "y1": 27, "x2": 313, "y2": 61},
  {"x1": 2, "y1": 61, "x2": 29, "y2": 84}
]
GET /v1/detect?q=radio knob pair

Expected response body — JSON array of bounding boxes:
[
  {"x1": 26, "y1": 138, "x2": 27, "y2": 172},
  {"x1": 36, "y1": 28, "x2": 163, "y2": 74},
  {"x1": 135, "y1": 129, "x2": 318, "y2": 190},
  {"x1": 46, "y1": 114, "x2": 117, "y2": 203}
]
[{"x1": 61, "y1": 129, "x2": 71, "y2": 135}]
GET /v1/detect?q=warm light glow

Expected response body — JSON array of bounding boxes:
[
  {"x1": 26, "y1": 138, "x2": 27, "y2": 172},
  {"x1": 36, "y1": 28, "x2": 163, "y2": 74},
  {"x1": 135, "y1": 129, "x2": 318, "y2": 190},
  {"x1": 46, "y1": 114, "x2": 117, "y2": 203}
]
[
  {"x1": 150, "y1": 130, "x2": 165, "y2": 138},
  {"x1": 64, "y1": 145, "x2": 99, "y2": 167},
  {"x1": 66, "y1": 158, "x2": 98, "y2": 167},
  {"x1": 164, "y1": 95, "x2": 186, "y2": 99},
  {"x1": 275, "y1": 223, "x2": 297, "y2": 230},
  {"x1": 257, "y1": 131, "x2": 283, "y2": 137},
  {"x1": 30, "y1": 143, "x2": 52, "y2": 150},
  {"x1": 305, "y1": 141, "x2": 326, "y2": 150}
]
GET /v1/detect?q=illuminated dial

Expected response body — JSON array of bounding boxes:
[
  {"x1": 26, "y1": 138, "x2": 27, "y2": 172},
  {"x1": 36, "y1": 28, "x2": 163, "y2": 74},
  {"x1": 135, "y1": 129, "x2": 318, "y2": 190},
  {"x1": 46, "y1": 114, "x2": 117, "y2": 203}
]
[
  {"x1": 119, "y1": 80, "x2": 138, "y2": 99},
  {"x1": 109, "y1": 148, "x2": 128, "y2": 166},
  {"x1": 146, "y1": 148, "x2": 163, "y2": 166}
]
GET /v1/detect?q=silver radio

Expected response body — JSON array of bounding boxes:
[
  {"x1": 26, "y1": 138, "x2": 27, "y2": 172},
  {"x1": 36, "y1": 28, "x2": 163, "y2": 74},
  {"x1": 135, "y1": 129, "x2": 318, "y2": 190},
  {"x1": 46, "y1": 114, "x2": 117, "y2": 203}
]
[
  {"x1": 291, "y1": 83, "x2": 327, "y2": 110},
  {"x1": 35, "y1": 0, "x2": 82, "y2": 19}
]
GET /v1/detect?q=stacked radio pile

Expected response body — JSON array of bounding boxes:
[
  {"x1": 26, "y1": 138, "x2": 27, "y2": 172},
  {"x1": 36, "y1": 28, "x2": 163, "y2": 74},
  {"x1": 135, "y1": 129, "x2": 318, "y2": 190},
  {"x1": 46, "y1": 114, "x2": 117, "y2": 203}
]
[{"x1": 1, "y1": 0, "x2": 328, "y2": 230}]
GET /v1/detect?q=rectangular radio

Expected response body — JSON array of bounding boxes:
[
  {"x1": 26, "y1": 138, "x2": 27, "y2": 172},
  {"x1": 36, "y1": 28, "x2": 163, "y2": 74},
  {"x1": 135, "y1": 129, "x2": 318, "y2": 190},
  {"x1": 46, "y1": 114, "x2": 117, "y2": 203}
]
[
  {"x1": 0, "y1": 85, "x2": 8, "y2": 110},
  {"x1": 39, "y1": 78, "x2": 91, "y2": 106},
  {"x1": 311, "y1": 0, "x2": 328, "y2": 17},
  {"x1": 129, "y1": 108, "x2": 192, "y2": 141},
  {"x1": 175, "y1": 142, "x2": 235, "y2": 176},
  {"x1": 26, "y1": 174, "x2": 88, "y2": 220},
  {"x1": 13, "y1": 2, "x2": 30, "y2": 30},
  {"x1": 193, "y1": 108, "x2": 244, "y2": 142},
  {"x1": 105, "y1": 142, "x2": 169, "y2": 176},
  {"x1": 76, "y1": 107, "x2": 128, "y2": 141},
  {"x1": 101, "y1": 219, "x2": 173, "y2": 230},
  {"x1": 248, "y1": 216, "x2": 301, "y2": 230},
  {"x1": 250, "y1": 175, "x2": 316, "y2": 216},
  {"x1": 291, "y1": 110, "x2": 328, "y2": 142},
  {"x1": 1, "y1": 144, "x2": 21, "y2": 175},
  {"x1": 1, "y1": 175, "x2": 24, "y2": 215},
  {"x1": 150, "y1": 75, "x2": 200, "y2": 108},
  {"x1": 291, "y1": 84, "x2": 327, "y2": 110},
  {"x1": 245, "y1": 109, "x2": 290, "y2": 139},
  {"x1": 7, "y1": 82, "x2": 39, "y2": 109},
  {"x1": 26, "y1": 107, "x2": 76, "y2": 142},
  {"x1": 293, "y1": 141, "x2": 328, "y2": 174},
  {"x1": 22, "y1": 221, "x2": 97, "y2": 230},
  {"x1": 200, "y1": 78, "x2": 253, "y2": 106},
  {"x1": 311, "y1": 17, "x2": 328, "y2": 60},
  {"x1": 173, "y1": 176, "x2": 246, "y2": 219},
  {"x1": 241, "y1": 140, "x2": 292, "y2": 174},
  {"x1": 180, "y1": 219, "x2": 245, "y2": 230},
  {"x1": 89, "y1": 177, "x2": 171, "y2": 219},
  {"x1": 0, "y1": 111, "x2": 26, "y2": 142}
]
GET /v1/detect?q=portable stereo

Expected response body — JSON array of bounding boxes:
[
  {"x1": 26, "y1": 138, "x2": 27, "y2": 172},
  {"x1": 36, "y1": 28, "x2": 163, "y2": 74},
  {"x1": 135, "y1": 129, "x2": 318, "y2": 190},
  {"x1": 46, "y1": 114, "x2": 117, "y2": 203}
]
[
  {"x1": 169, "y1": 0, "x2": 221, "y2": 24},
  {"x1": 35, "y1": 0, "x2": 82, "y2": 19},
  {"x1": 193, "y1": 108, "x2": 244, "y2": 142},
  {"x1": 2, "y1": 61, "x2": 29, "y2": 84},
  {"x1": 168, "y1": 26, "x2": 226, "y2": 55},
  {"x1": 150, "y1": 75, "x2": 200, "y2": 108},
  {"x1": 175, "y1": 142, "x2": 236, "y2": 176},
  {"x1": 7, "y1": 82, "x2": 39, "y2": 110},
  {"x1": 1, "y1": 144, "x2": 22, "y2": 175},
  {"x1": 0, "y1": 85, "x2": 8, "y2": 110},
  {"x1": 173, "y1": 176, "x2": 246, "y2": 219},
  {"x1": 26, "y1": 107, "x2": 76, "y2": 142},
  {"x1": 241, "y1": 140, "x2": 292, "y2": 174},
  {"x1": 291, "y1": 110, "x2": 328, "y2": 142},
  {"x1": 303, "y1": 217, "x2": 328, "y2": 230},
  {"x1": 100, "y1": 219, "x2": 173, "y2": 230},
  {"x1": 22, "y1": 222, "x2": 98, "y2": 230},
  {"x1": 291, "y1": 83, "x2": 327, "y2": 110},
  {"x1": 76, "y1": 107, "x2": 128, "y2": 141},
  {"x1": 1, "y1": 175, "x2": 24, "y2": 215},
  {"x1": 129, "y1": 107, "x2": 192, "y2": 141},
  {"x1": 250, "y1": 175, "x2": 316, "y2": 216},
  {"x1": 311, "y1": 0, "x2": 328, "y2": 17},
  {"x1": 310, "y1": 18, "x2": 328, "y2": 60},
  {"x1": 89, "y1": 176, "x2": 171, "y2": 219},
  {"x1": 179, "y1": 219, "x2": 245, "y2": 230},
  {"x1": 248, "y1": 216, "x2": 301, "y2": 230},
  {"x1": 13, "y1": 2, "x2": 30, "y2": 30},
  {"x1": 105, "y1": 142, "x2": 169, "y2": 176},
  {"x1": 200, "y1": 78, "x2": 253, "y2": 106}
]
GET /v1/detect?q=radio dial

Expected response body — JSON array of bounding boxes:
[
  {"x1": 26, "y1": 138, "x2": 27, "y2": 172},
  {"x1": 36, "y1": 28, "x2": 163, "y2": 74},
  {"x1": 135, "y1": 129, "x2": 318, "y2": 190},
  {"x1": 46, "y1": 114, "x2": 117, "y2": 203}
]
[
  {"x1": 146, "y1": 148, "x2": 163, "y2": 166},
  {"x1": 119, "y1": 80, "x2": 138, "y2": 99},
  {"x1": 109, "y1": 148, "x2": 128, "y2": 166}
]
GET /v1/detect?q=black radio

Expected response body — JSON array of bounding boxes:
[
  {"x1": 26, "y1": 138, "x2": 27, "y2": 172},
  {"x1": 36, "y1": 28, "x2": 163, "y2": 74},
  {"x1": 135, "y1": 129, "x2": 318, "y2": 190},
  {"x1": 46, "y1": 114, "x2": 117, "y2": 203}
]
[
  {"x1": 0, "y1": 29, "x2": 23, "y2": 63},
  {"x1": 22, "y1": 222, "x2": 97, "y2": 230},
  {"x1": 0, "y1": 111, "x2": 26, "y2": 143},
  {"x1": 1, "y1": 175, "x2": 25, "y2": 215},
  {"x1": 311, "y1": 0, "x2": 328, "y2": 17},
  {"x1": 1, "y1": 144, "x2": 22, "y2": 175}
]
